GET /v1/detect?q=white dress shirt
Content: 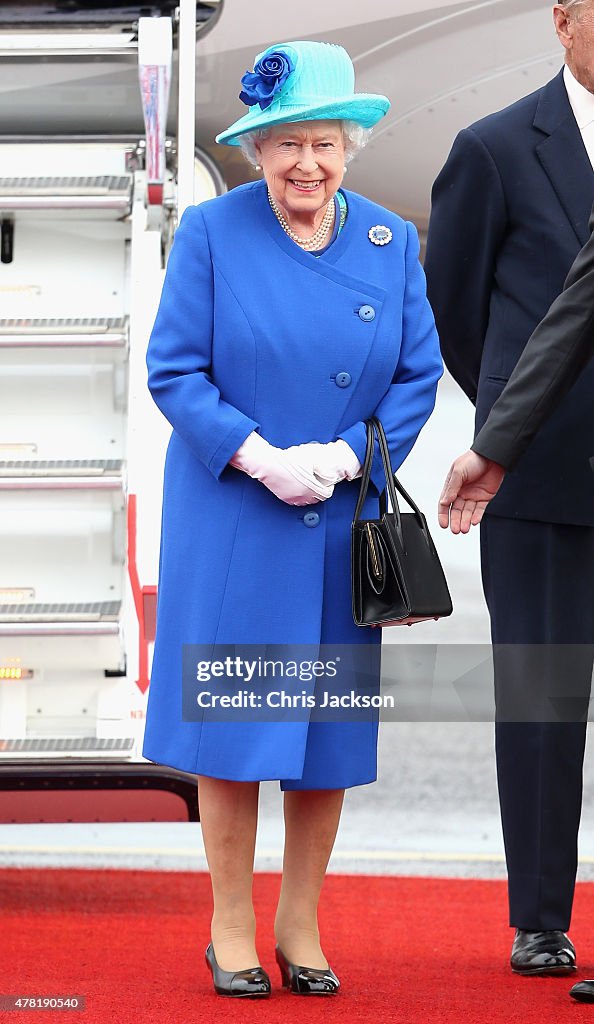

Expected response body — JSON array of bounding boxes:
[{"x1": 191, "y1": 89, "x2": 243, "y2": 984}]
[{"x1": 564, "y1": 63, "x2": 594, "y2": 171}]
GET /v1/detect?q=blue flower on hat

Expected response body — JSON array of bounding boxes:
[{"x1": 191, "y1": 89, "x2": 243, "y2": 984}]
[{"x1": 239, "y1": 50, "x2": 295, "y2": 110}]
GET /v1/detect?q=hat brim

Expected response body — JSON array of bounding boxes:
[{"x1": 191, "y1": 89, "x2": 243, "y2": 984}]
[{"x1": 215, "y1": 94, "x2": 390, "y2": 146}]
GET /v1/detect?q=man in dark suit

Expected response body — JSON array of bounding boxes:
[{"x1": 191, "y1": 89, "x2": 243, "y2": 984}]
[
  {"x1": 425, "y1": 1, "x2": 594, "y2": 976},
  {"x1": 438, "y1": 205, "x2": 594, "y2": 533},
  {"x1": 438, "y1": 209, "x2": 594, "y2": 1007}
]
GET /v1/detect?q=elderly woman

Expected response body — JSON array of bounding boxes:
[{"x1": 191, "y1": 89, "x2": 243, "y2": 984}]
[{"x1": 142, "y1": 40, "x2": 442, "y2": 998}]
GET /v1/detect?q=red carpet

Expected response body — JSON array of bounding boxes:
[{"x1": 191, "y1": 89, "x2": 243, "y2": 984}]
[{"x1": 1, "y1": 869, "x2": 593, "y2": 1023}]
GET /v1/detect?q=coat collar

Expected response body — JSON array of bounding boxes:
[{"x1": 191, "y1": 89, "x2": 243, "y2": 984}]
[
  {"x1": 253, "y1": 178, "x2": 351, "y2": 268},
  {"x1": 251, "y1": 180, "x2": 388, "y2": 301},
  {"x1": 534, "y1": 68, "x2": 594, "y2": 246}
]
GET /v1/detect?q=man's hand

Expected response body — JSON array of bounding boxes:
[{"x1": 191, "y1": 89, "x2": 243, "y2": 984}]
[{"x1": 438, "y1": 451, "x2": 506, "y2": 533}]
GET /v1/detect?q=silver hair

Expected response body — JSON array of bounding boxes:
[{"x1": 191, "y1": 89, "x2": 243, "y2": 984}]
[
  {"x1": 238, "y1": 120, "x2": 373, "y2": 168},
  {"x1": 562, "y1": 0, "x2": 590, "y2": 15}
]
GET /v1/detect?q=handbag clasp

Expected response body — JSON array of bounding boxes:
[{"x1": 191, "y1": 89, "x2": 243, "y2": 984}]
[{"x1": 365, "y1": 522, "x2": 383, "y2": 580}]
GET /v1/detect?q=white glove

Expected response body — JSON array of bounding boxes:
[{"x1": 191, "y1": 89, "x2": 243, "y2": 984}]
[
  {"x1": 230, "y1": 432, "x2": 334, "y2": 506},
  {"x1": 286, "y1": 440, "x2": 362, "y2": 486}
]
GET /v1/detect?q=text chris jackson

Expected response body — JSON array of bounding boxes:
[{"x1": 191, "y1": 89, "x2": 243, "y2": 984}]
[{"x1": 195, "y1": 690, "x2": 395, "y2": 709}]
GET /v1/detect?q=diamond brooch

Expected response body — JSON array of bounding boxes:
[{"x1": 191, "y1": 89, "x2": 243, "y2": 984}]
[{"x1": 368, "y1": 225, "x2": 393, "y2": 246}]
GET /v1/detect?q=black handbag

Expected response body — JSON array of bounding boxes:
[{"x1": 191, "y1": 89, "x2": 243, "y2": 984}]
[{"x1": 352, "y1": 418, "x2": 453, "y2": 627}]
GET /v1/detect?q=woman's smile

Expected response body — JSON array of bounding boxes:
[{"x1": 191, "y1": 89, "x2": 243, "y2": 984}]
[{"x1": 288, "y1": 178, "x2": 324, "y2": 192}]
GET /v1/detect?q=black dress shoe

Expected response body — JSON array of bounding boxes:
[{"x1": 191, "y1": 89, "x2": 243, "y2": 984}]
[
  {"x1": 205, "y1": 943, "x2": 271, "y2": 997},
  {"x1": 570, "y1": 980, "x2": 594, "y2": 1002},
  {"x1": 510, "y1": 929, "x2": 576, "y2": 976},
  {"x1": 275, "y1": 944, "x2": 340, "y2": 995}
]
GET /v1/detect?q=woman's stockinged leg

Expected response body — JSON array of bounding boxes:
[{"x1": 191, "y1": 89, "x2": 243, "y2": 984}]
[
  {"x1": 275, "y1": 788, "x2": 345, "y2": 968},
  {"x1": 198, "y1": 775, "x2": 261, "y2": 971}
]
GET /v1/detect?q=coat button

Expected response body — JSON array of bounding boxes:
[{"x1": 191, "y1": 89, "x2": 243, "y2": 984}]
[
  {"x1": 304, "y1": 512, "x2": 320, "y2": 528},
  {"x1": 358, "y1": 304, "x2": 376, "y2": 321},
  {"x1": 335, "y1": 371, "x2": 352, "y2": 388}
]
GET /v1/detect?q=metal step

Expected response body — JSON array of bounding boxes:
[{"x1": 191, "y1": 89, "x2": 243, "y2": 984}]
[
  {"x1": 0, "y1": 460, "x2": 124, "y2": 490},
  {"x1": 0, "y1": 601, "x2": 121, "y2": 637},
  {"x1": 0, "y1": 175, "x2": 132, "y2": 212},
  {"x1": 0, "y1": 316, "x2": 128, "y2": 349},
  {"x1": 0, "y1": 33, "x2": 138, "y2": 59},
  {"x1": 0, "y1": 737, "x2": 134, "y2": 757},
  {"x1": 0, "y1": 601, "x2": 120, "y2": 623},
  {"x1": 0, "y1": 2, "x2": 183, "y2": 27}
]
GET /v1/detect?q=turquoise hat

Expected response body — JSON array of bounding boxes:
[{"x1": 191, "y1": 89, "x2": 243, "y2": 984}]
[{"x1": 215, "y1": 40, "x2": 390, "y2": 146}]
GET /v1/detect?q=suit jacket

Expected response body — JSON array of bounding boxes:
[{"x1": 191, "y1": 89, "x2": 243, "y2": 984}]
[
  {"x1": 425, "y1": 68, "x2": 594, "y2": 525},
  {"x1": 472, "y1": 206, "x2": 594, "y2": 469}
]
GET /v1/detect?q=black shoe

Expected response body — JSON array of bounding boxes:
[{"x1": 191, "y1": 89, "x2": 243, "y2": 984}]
[
  {"x1": 205, "y1": 943, "x2": 271, "y2": 998},
  {"x1": 510, "y1": 929, "x2": 576, "y2": 976},
  {"x1": 275, "y1": 944, "x2": 340, "y2": 995},
  {"x1": 570, "y1": 980, "x2": 594, "y2": 1002}
]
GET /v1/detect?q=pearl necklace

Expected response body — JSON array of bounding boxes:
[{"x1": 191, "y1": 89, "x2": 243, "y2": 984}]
[{"x1": 267, "y1": 190, "x2": 334, "y2": 251}]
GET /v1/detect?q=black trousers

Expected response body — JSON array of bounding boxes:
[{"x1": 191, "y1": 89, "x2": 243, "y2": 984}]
[{"x1": 480, "y1": 515, "x2": 594, "y2": 931}]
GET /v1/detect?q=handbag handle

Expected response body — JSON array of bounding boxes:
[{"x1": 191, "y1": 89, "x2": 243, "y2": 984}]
[{"x1": 353, "y1": 418, "x2": 426, "y2": 541}]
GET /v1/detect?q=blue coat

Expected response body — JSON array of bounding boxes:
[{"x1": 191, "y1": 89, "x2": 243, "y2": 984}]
[{"x1": 142, "y1": 179, "x2": 442, "y2": 785}]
